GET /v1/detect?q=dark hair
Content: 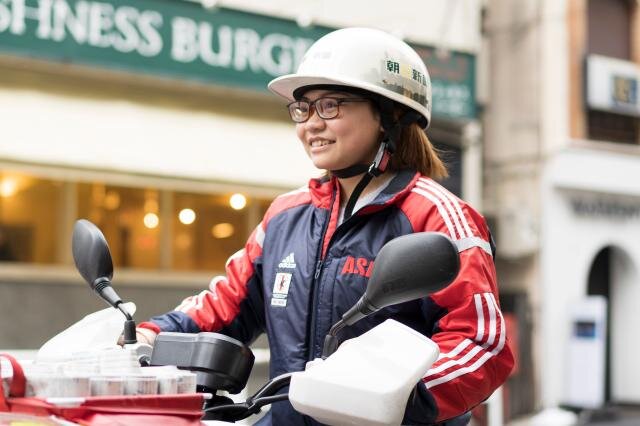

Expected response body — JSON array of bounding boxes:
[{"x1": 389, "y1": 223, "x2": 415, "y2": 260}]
[{"x1": 390, "y1": 122, "x2": 448, "y2": 179}]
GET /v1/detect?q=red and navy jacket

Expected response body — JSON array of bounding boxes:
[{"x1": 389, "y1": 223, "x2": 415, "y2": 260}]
[{"x1": 139, "y1": 169, "x2": 514, "y2": 425}]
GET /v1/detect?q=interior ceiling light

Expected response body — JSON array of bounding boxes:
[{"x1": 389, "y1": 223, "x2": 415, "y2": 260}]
[
  {"x1": 229, "y1": 193, "x2": 247, "y2": 210},
  {"x1": 0, "y1": 178, "x2": 17, "y2": 198},
  {"x1": 143, "y1": 212, "x2": 159, "y2": 229},
  {"x1": 211, "y1": 223, "x2": 234, "y2": 239},
  {"x1": 179, "y1": 208, "x2": 196, "y2": 225}
]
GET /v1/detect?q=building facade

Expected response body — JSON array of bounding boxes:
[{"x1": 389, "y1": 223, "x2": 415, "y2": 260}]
[{"x1": 484, "y1": 0, "x2": 640, "y2": 416}]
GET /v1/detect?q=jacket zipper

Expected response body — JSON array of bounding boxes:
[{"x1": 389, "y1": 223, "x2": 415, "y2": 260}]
[
  {"x1": 306, "y1": 187, "x2": 336, "y2": 361},
  {"x1": 305, "y1": 172, "x2": 409, "y2": 361},
  {"x1": 307, "y1": 199, "x2": 394, "y2": 360},
  {"x1": 306, "y1": 195, "x2": 371, "y2": 360}
]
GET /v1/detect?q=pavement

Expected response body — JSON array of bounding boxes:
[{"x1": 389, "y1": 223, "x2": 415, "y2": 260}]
[
  {"x1": 579, "y1": 406, "x2": 640, "y2": 425},
  {"x1": 506, "y1": 406, "x2": 640, "y2": 426}
]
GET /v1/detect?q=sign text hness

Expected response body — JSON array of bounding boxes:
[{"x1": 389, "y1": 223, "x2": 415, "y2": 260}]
[{"x1": 0, "y1": 0, "x2": 314, "y2": 76}]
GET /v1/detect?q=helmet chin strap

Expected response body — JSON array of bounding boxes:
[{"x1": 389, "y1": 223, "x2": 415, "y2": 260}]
[{"x1": 335, "y1": 101, "x2": 420, "y2": 221}]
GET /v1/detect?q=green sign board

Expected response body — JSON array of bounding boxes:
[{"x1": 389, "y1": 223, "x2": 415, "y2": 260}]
[
  {"x1": 0, "y1": 0, "x2": 476, "y2": 119},
  {"x1": 415, "y1": 47, "x2": 477, "y2": 120}
]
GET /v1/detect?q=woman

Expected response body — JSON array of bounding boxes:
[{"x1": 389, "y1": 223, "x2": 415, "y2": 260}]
[{"x1": 136, "y1": 28, "x2": 514, "y2": 425}]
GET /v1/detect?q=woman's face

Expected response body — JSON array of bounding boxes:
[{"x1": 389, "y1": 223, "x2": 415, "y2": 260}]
[{"x1": 295, "y1": 89, "x2": 382, "y2": 172}]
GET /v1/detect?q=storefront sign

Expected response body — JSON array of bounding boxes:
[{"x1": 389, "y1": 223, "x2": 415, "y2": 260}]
[
  {"x1": 0, "y1": 0, "x2": 476, "y2": 119},
  {"x1": 586, "y1": 54, "x2": 640, "y2": 117},
  {"x1": 416, "y1": 47, "x2": 476, "y2": 120},
  {"x1": 571, "y1": 197, "x2": 640, "y2": 220},
  {"x1": 0, "y1": 0, "x2": 324, "y2": 91}
]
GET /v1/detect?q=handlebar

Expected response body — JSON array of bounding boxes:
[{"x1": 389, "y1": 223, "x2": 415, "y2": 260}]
[{"x1": 203, "y1": 372, "x2": 292, "y2": 421}]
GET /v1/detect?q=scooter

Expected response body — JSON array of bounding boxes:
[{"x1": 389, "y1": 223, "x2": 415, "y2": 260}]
[{"x1": 71, "y1": 219, "x2": 461, "y2": 425}]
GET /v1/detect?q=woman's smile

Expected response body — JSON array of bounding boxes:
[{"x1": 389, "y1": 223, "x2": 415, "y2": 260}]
[
  {"x1": 309, "y1": 138, "x2": 335, "y2": 148},
  {"x1": 296, "y1": 89, "x2": 381, "y2": 171}
]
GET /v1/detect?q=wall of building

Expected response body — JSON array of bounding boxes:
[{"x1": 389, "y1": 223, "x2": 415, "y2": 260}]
[
  {"x1": 486, "y1": 0, "x2": 640, "y2": 415},
  {"x1": 216, "y1": 0, "x2": 480, "y2": 52},
  {"x1": 0, "y1": 69, "x2": 315, "y2": 189},
  {"x1": 542, "y1": 146, "x2": 640, "y2": 406},
  {"x1": 483, "y1": 0, "x2": 569, "y2": 415}
]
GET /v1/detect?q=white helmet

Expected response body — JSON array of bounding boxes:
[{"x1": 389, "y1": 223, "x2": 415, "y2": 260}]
[{"x1": 268, "y1": 27, "x2": 432, "y2": 128}]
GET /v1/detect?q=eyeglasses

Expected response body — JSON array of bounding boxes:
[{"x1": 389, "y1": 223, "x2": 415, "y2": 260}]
[{"x1": 286, "y1": 97, "x2": 370, "y2": 123}]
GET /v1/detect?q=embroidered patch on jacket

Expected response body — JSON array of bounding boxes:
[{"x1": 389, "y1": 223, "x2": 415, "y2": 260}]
[{"x1": 271, "y1": 272, "x2": 292, "y2": 307}]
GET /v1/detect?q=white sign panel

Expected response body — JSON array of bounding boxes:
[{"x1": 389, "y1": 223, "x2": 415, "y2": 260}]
[
  {"x1": 564, "y1": 296, "x2": 607, "y2": 409},
  {"x1": 586, "y1": 54, "x2": 640, "y2": 117}
]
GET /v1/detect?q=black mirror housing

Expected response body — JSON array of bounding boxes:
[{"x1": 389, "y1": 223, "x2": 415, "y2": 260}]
[
  {"x1": 323, "y1": 232, "x2": 460, "y2": 357},
  {"x1": 72, "y1": 219, "x2": 114, "y2": 287}
]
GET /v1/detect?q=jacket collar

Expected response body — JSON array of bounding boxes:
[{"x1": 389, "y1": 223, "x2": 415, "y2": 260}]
[{"x1": 308, "y1": 169, "x2": 420, "y2": 210}]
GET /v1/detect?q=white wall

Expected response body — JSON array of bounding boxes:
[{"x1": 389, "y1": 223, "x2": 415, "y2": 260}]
[
  {"x1": 213, "y1": 0, "x2": 481, "y2": 52},
  {"x1": 0, "y1": 87, "x2": 318, "y2": 189},
  {"x1": 610, "y1": 247, "x2": 640, "y2": 402},
  {"x1": 483, "y1": 0, "x2": 569, "y2": 261},
  {"x1": 541, "y1": 147, "x2": 640, "y2": 407}
]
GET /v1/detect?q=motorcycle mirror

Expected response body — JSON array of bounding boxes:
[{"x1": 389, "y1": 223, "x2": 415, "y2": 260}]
[
  {"x1": 72, "y1": 219, "x2": 138, "y2": 344},
  {"x1": 72, "y1": 219, "x2": 128, "y2": 312},
  {"x1": 349, "y1": 232, "x2": 460, "y2": 323},
  {"x1": 323, "y1": 232, "x2": 460, "y2": 357},
  {"x1": 72, "y1": 219, "x2": 114, "y2": 287}
]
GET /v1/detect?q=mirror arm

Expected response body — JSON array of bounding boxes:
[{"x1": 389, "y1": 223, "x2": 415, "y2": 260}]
[
  {"x1": 116, "y1": 302, "x2": 133, "y2": 321},
  {"x1": 343, "y1": 297, "x2": 378, "y2": 326},
  {"x1": 321, "y1": 296, "x2": 380, "y2": 358},
  {"x1": 92, "y1": 277, "x2": 125, "y2": 310},
  {"x1": 116, "y1": 301, "x2": 137, "y2": 345},
  {"x1": 121, "y1": 318, "x2": 137, "y2": 345},
  {"x1": 321, "y1": 320, "x2": 345, "y2": 358}
]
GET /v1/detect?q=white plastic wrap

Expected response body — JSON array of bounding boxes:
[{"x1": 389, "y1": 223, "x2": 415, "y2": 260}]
[{"x1": 37, "y1": 302, "x2": 136, "y2": 363}]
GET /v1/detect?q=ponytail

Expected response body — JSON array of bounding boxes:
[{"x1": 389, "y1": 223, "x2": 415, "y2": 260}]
[{"x1": 389, "y1": 122, "x2": 448, "y2": 179}]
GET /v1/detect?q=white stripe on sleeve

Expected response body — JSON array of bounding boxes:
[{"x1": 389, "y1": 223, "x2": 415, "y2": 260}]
[
  {"x1": 474, "y1": 293, "x2": 485, "y2": 342},
  {"x1": 411, "y1": 188, "x2": 457, "y2": 239},
  {"x1": 423, "y1": 179, "x2": 474, "y2": 238},
  {"x1": 482, "y1": 292, "x2": 497, "y2": 347},
  {"x1": 416, "y1": 179, "x2": 465, "y2": 239},
  {"x1": 425, "y1": 292, "x2": 507, "y2": 388}
]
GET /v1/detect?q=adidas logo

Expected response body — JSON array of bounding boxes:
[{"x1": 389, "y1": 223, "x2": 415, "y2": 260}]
[{"x1": 278, "y1": 252, "x2": 296, "y2": 269}]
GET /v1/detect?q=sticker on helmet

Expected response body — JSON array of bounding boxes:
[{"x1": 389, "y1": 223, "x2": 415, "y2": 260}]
[{"x1": 380, "y1": 59, "x2": 429, "y2": 106}]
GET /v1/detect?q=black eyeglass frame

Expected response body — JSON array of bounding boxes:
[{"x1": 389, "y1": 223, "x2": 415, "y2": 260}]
[{"x1": 286, "y1": 97, "x2": 371, "y2": 123}]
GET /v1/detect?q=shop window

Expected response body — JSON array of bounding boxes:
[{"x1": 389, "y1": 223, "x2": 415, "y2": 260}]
[
  {"x1": 586, "y1": 0, "x2": 638, "y2": 144},
  {"x1": 172, "y1": 192, "x2": 269, "y2": 271},
  {"x1": 587, "y1": 110, "x2": 638, "y2": 144},
  {"x1": 77, "y1": 183, "x2": 160, "y2": 269},
  {"x1": 587, "y1": 0, "x2": 631, "y2": 60},
  {"x1": 0, "y1": 172, "x2": 62, "y2": 263},
  {"x1": 1, "y1": 172, "x2": 273, "y2": 272}
]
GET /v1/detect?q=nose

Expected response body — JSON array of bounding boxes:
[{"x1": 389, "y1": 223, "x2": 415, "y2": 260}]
[{"x1": 303, "y1": 105, "x2": 325, "y2": 130}]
